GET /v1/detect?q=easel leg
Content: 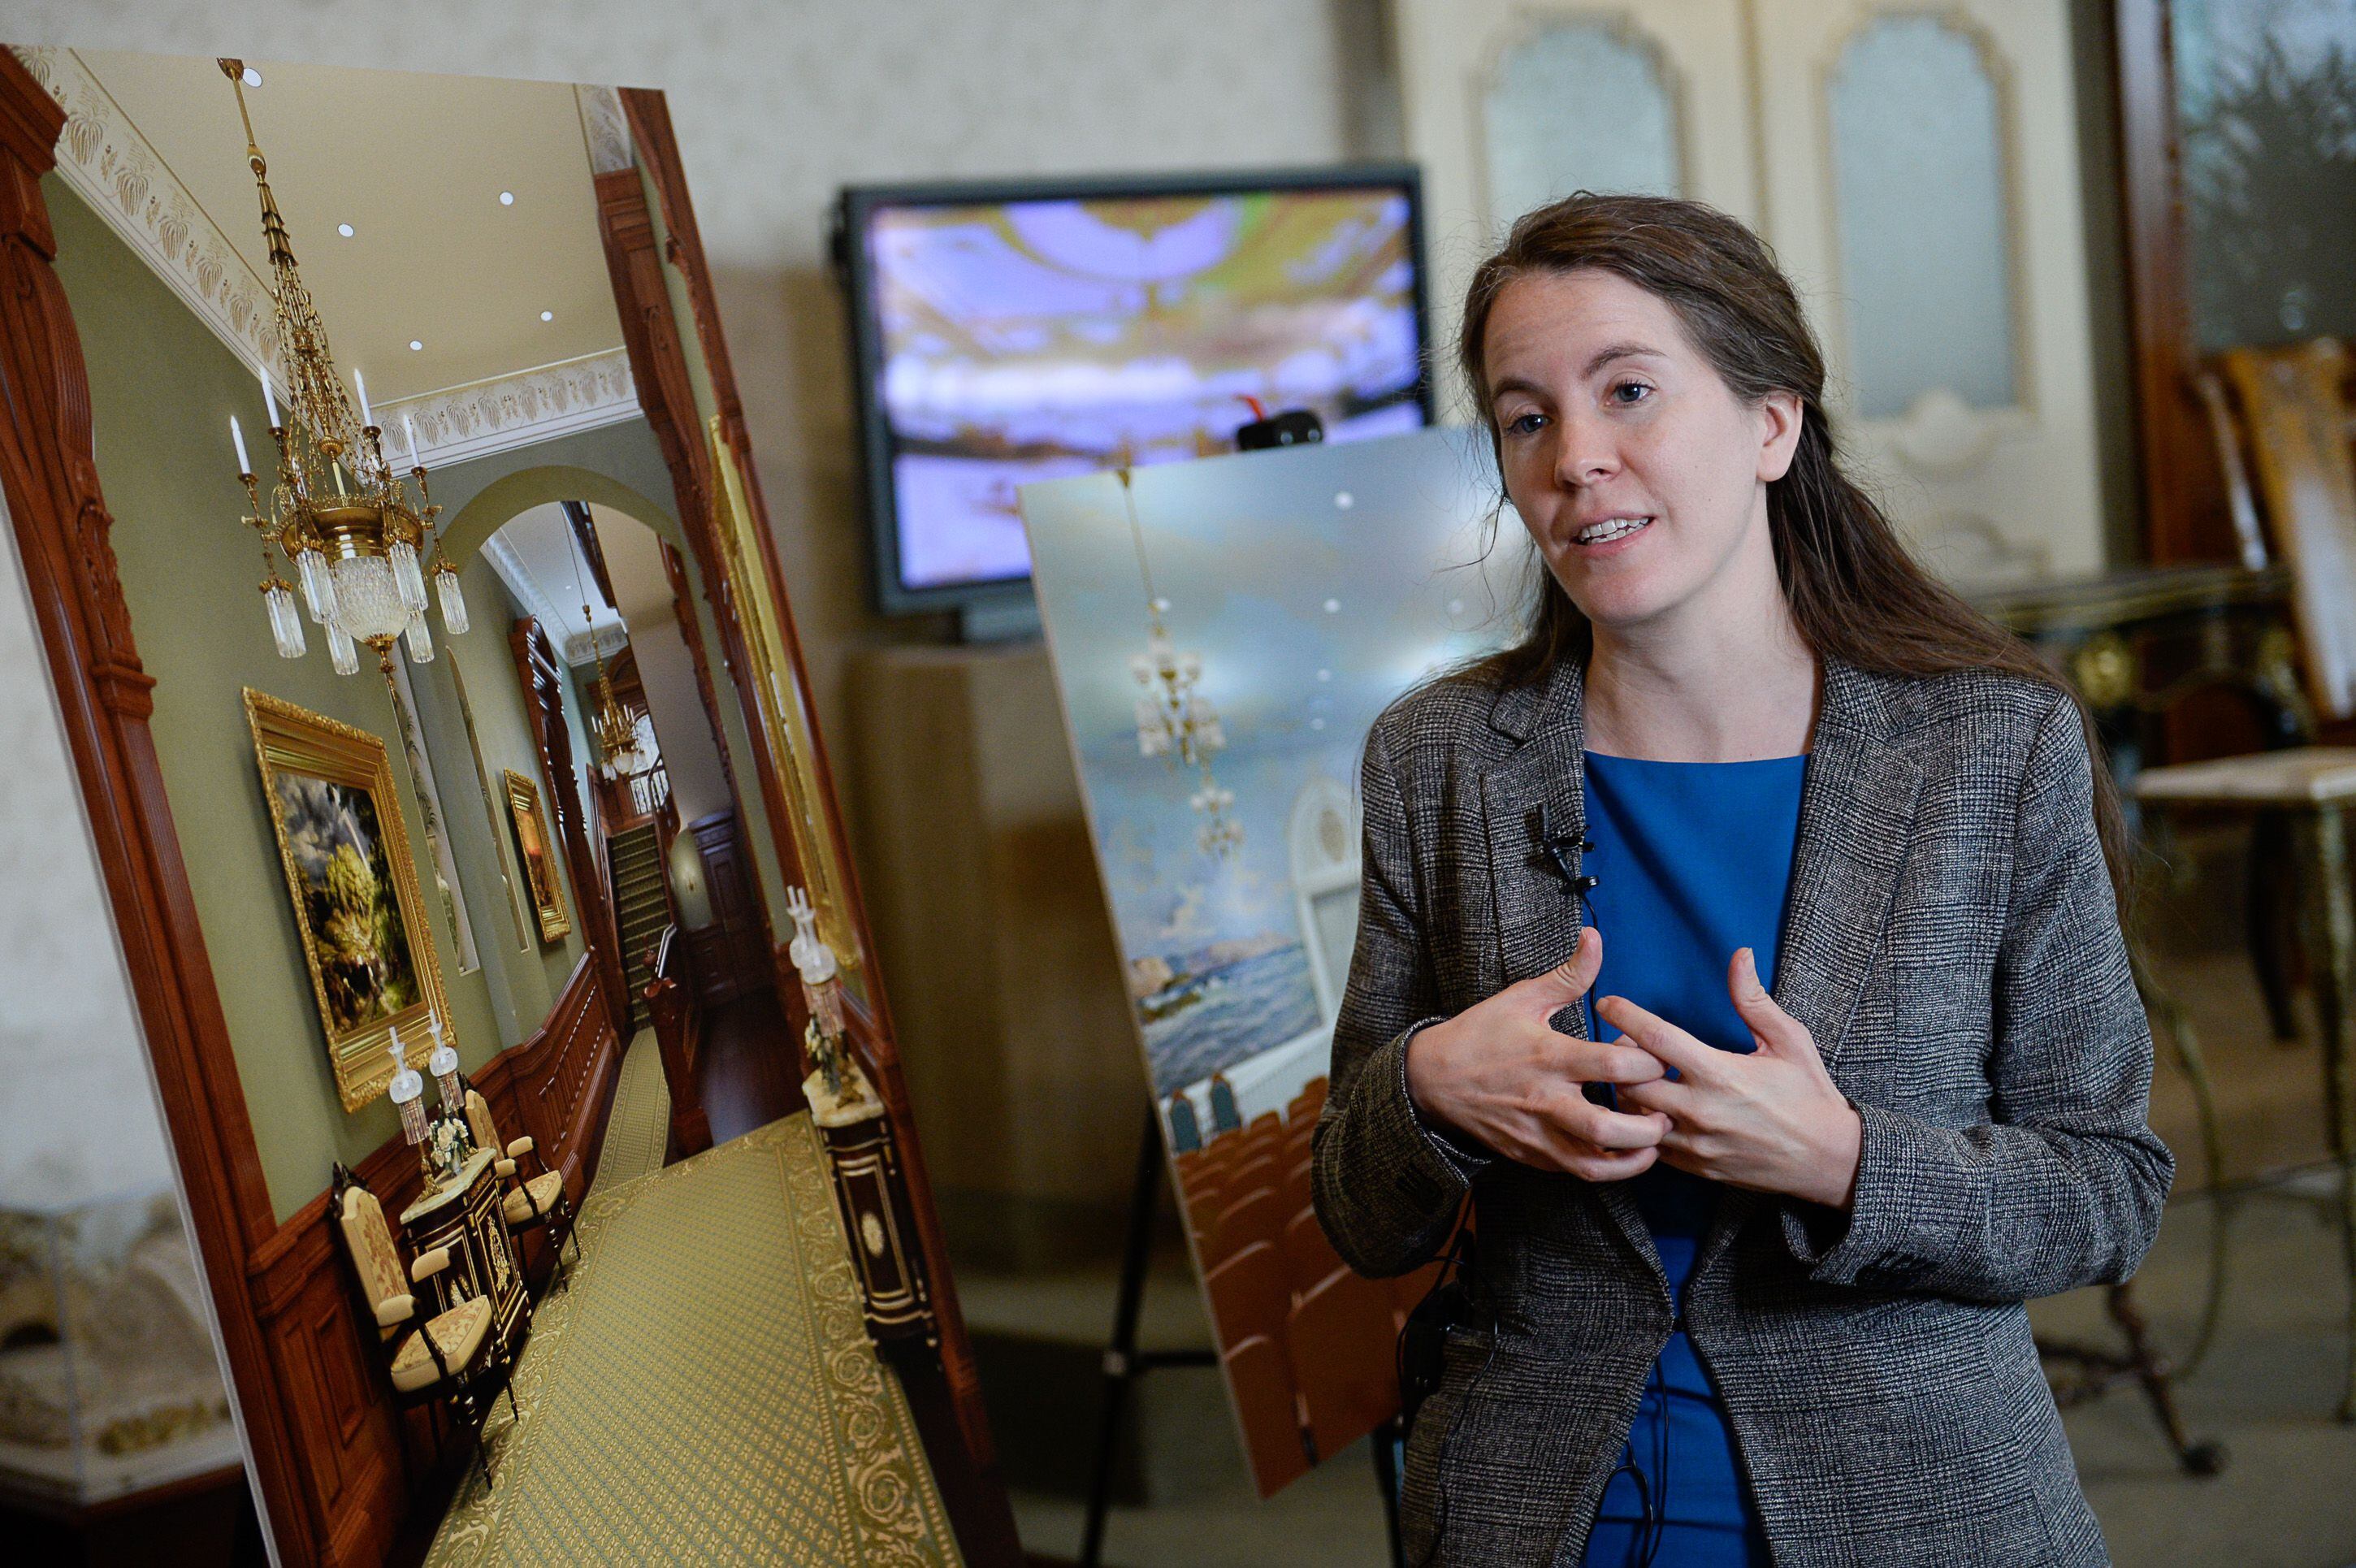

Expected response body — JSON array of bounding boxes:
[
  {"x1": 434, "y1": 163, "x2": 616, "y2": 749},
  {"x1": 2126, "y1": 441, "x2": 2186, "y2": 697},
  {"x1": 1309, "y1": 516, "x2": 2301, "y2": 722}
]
[{"x1": 1079, "y1": 1107, "x2": 1167, "y2": 1568}]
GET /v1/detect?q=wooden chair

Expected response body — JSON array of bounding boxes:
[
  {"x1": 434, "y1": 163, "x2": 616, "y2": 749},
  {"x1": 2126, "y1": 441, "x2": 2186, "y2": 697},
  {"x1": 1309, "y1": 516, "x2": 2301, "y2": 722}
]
[
  {"x1": 1202, "y1": 1240, "x2": 1291, "y2": 1349},
  {"x1": 2142, "y1": 339, "x2": 2356, "y2": 1427},
  {"x1": 1224, "y1": 1155, "x2": 1280, "y2": 1208},
  {"x1": 1206, "y1": 1186, "x2": 1284, "y2": 1272},
  {"x1": 1280, "y1": 1155, "x2": 1314, "y2": 1226},
  {"x1": 1284, "y1": 1268, "x2": 1399, "y2": 1462},
  {"x1": 1222, "y1": 1333, "x2": 1310, "y2": 1497},
  {"x1": 1182, "y1": 1176, "x2": 1229, "y2": 1249},
  {"x1": 331, "y1": 1163, "x2": 518, "y2": 1488},
  {"x1": 1285, "y1": 1077, "x2": 1327, "y2": 1126},
  {"x1": 462, "y1": 1085, "x2": 579, "y2": 1289},
  {"x1": 1280, "y1": 1205, "x2": 1345, "y2": 1302}
]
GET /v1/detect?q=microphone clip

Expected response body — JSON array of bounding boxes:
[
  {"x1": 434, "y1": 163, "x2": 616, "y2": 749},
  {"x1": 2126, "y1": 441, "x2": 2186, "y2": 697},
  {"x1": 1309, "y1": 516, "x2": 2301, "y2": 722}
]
[{"x1": 1535, "y1": 803, "x2": 1597, "y2": 899}]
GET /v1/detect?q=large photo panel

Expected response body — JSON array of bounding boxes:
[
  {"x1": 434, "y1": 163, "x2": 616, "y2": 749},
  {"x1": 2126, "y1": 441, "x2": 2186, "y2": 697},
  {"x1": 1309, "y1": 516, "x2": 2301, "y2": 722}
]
[{"x1": 1023, "y1": 426, "x2": 1523, "y2": 1494}]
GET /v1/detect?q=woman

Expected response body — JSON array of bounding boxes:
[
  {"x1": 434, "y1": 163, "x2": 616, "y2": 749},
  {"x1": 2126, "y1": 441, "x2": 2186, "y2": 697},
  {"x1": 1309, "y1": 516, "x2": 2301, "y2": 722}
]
[{"x1": 1310, "y1": 193, "x2": 2172, "y2": 1568}]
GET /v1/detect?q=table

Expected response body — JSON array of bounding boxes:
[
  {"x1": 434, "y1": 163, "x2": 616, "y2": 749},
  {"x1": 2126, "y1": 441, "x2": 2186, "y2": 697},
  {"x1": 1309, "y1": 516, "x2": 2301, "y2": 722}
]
[
  {"x1": 2134, "y1": 749, "x2": 2356, "y2": 1423},
  {"x1": 1968, "y1": 563, "x2": 2310, "y2": 1462},
  {"x1": 399, "y1": 1148, "x2": 528, "y2": 1354}
]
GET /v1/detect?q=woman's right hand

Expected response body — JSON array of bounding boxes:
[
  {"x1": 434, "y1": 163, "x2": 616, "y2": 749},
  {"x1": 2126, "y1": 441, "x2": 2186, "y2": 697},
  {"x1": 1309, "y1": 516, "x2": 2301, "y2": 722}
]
[{"x1": 1403, "y1": 926, "x2": 1671, "y2": 1180}]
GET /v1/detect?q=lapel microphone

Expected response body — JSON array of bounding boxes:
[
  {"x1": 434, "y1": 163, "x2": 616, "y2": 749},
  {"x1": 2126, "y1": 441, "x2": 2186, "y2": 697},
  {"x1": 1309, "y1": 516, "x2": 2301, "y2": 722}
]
[{"x1": 1535, "y1": 802, "x2": 1598, "y2": 899}]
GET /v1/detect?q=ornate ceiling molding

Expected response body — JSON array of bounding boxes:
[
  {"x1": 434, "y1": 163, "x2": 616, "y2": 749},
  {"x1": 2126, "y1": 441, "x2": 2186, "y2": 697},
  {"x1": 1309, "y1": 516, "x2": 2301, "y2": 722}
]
[
  {"x1": 16, "y1": 47, "x2": 638, "y2": 473},
  {"x1": 13, "y1": 45, "x2": 284, "y2": 380},
  {"x1": 480, "y1": 528, "x2": 630, "y2": 669},
  {"x1": 565, "y1": 621, "x2": 634, "y2": 666},
  {"x1": 380, "y1": 349, "x2": 642, "y2": 470},
  {"x1": 574, "y1": 84, "x2": 634, "y2": 176}
]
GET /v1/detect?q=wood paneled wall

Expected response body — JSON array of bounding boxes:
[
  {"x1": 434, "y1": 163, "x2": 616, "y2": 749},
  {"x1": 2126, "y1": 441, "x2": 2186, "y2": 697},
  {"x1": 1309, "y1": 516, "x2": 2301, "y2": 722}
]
[{"x1": 686, "y1": 809, "x2": 764, "y2": 1004}]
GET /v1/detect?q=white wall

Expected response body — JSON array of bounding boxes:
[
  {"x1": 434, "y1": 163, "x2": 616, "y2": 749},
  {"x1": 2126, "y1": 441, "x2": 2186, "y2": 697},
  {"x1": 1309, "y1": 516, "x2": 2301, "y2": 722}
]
[
  {"x1": 0, "y1": 491, "x2": 175, "y2": 1210},
  {"x1": 633, "y1": 609, "x2": 732, "y2": 825}
]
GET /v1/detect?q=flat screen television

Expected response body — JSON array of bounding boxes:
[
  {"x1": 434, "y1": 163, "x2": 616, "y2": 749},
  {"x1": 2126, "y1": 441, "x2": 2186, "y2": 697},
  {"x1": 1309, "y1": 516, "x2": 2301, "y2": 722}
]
[{"x1": 835, "y1": 166, "x2": 1431, "y2": 625}]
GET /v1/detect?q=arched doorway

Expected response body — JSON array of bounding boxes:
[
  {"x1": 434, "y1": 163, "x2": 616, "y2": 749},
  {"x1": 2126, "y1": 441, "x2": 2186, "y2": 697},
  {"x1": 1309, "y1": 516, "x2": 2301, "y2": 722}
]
[{"x1": 454, "y1": 474, "x2": 792, "y2": 1143}]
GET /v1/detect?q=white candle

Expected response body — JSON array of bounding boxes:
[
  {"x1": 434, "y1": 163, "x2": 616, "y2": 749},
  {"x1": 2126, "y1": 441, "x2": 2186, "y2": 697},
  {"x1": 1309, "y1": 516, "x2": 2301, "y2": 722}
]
[
  {"x1": 231, "y1": 414, "x2": 251, "y2": 475},
  {"x1": 259, "y1": 367, "x2": 279, "y2": 427},
  {"x1": 402, "y1": 413, "x2": 422, "y2": 470}
]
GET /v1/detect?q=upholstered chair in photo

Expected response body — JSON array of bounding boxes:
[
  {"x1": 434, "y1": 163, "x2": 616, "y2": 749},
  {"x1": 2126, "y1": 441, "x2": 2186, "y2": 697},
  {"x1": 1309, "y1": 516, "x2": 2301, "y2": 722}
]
[
  {"x1": 461, "y1": 1085, "x2": 579, "y2": 1289},
  {"x1": 329, "y1": 1163, "x2": 518, "y2": 1489}
]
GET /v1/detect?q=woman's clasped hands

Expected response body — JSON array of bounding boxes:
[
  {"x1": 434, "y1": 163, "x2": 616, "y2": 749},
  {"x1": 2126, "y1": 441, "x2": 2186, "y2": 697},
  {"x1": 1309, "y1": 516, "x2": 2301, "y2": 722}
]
[{"x1": 1403, "y1": 926, "x2": 1863, "y2": 1209}]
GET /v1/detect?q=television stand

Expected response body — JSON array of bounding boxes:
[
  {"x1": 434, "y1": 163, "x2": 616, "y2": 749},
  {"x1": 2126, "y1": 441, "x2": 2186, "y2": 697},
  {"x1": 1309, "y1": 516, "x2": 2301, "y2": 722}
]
[{"x1": 958, "y1": 596, "x2": 1042, "y2": 643}]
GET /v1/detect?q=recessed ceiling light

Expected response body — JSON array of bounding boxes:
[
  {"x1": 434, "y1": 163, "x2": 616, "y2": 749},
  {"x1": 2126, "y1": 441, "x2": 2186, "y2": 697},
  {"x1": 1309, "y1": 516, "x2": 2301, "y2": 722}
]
[
  {"x1": 240, "y1": 67, "x2": 262, "y2": 88},
  {"x1": 337, "y1": 223, "x2": 354, "y2": 238},
  {"x1": 499, "y1": 191, "x2": 515, "y2": 206},
  {"x1": 408, "y1": 340, "x2": 424, "y2": 352},
  {"x1": 1323, "y1": 598, "x2": 1341, "y2": 614},
  {"x1": 539, "y1": 310, "x2": 554, "y2": 323}
]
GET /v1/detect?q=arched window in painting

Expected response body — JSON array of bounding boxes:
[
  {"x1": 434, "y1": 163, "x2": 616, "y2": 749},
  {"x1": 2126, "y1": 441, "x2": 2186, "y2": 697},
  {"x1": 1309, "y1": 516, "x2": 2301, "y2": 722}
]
[
  {"x1": 1829, "y1": 14, "x2": 2020, "y2": 420},
  {"x1": 1481, "y1": 19, "x2": 1682, "y2": 228}
]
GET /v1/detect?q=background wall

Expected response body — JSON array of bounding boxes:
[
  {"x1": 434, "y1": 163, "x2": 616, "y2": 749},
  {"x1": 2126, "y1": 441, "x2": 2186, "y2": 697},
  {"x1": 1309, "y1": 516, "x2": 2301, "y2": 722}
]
[
  {"x1": 409, "y1": 552, "x2": 590, "y2": 1040},
  {"x1": 0, "y1": 440, "x2": 174, "y2": 1212},
  {"x1": 633, "y1": 615, "x2": 731, "y2": 824}
]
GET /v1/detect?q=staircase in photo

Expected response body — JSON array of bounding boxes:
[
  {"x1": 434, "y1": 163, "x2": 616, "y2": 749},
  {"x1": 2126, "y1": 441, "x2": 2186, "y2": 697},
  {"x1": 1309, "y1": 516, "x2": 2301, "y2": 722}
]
[{"x1": 605, "y1": 822, "x2": 668, "y2": 1033}]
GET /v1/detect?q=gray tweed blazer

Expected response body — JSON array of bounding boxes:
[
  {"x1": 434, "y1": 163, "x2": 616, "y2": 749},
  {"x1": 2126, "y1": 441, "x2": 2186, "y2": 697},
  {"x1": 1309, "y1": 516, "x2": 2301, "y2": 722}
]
[{"x1": 1311, "y1": 653, "x2": 2172, "y2": 1567}]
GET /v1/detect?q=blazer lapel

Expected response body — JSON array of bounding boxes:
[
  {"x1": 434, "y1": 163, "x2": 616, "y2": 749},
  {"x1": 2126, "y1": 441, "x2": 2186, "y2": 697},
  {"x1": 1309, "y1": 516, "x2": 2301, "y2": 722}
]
[
  {"x1": 1766, "y1": 660, "x2": 1925, "y2": 1076},
  {"x1": 1479, "y1": 724, "x2": 1590, "y2": 991},
  {"x1": 1476, "y1": 660, "x2": 1666, "y2": 1282},
  {"x1": 1696, "y1": 658, "x2": 1926, "y2": 1278}
]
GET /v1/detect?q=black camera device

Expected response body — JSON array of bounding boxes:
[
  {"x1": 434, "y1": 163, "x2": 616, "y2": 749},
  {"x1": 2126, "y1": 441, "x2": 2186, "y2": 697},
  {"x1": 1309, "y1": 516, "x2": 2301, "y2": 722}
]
[{"x1": 1397, "y1": 1226, "x2": 1480, "y2": 1430}]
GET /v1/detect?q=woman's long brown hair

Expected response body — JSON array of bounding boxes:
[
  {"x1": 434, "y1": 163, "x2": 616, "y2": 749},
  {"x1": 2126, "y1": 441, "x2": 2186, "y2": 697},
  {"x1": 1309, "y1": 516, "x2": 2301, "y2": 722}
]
[{"x1": 1457, "y1": 193, "x2": 2133, "y2": 911}]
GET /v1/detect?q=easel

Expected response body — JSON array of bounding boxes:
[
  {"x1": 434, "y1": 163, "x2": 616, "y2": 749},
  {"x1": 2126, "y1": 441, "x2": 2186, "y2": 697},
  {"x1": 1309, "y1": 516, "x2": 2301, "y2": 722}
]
[{"x1": 1076, "y1": 1106, "x2": 1408, "y2": 1567}]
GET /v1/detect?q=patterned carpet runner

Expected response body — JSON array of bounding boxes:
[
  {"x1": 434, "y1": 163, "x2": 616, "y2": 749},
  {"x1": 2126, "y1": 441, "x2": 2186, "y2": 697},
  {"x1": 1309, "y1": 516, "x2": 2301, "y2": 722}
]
[
  {"x1": 425, "y1": 1110, "x2": 961, "y2": 1566},
  {"x1": 589, "y1": 1025, "x2": 670, "y2": 1195}
]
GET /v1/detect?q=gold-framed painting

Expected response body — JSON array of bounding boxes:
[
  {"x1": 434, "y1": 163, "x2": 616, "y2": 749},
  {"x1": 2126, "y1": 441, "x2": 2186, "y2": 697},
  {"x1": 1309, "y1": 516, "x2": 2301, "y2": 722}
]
[
  {"x1": 708, "y1": 414, "x2": 866, "y2": 1002},
  {"x1": 502, "y1": 769, "x2": 572, "y2": 944},
  {"x1": 245, "y1": 689, "x2": 455, "y2": 1111}
]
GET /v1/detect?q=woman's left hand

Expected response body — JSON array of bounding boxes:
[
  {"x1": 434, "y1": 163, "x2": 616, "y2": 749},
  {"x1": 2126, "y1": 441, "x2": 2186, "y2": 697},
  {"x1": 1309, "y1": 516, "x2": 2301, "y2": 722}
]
[{"x1": 1605, "y1": 947, "x2": 1863, "y2": 1210}]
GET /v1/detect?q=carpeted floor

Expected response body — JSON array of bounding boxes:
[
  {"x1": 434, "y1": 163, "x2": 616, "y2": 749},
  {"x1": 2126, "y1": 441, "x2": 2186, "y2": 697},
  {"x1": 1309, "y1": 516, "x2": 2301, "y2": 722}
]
[
  {"x1": 424, "y1": 1056, "x2": 960, "y2": 1566},
  {"x1": 589, "y1": 1024, "x2": 671, "y2": 1196}
]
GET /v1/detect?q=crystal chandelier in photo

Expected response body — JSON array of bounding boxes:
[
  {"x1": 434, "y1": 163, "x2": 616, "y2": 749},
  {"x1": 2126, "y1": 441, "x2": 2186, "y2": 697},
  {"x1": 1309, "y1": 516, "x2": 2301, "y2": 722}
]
[
  {"x1": 219, "y1": 58, "x2": 466, "y2": 684},
  {"x1": 1118, "y1": 466, "x2": 1241, "y2": 858},
  {"x1": 582, "y1": 602, "x2": 652, "y2": 782}
]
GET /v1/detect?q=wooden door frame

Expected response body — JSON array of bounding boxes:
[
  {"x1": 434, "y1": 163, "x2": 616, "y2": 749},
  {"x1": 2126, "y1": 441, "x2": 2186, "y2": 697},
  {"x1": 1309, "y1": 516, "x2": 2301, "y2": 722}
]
[
  {"x1": 509, "y1": 613, "x2": 631, "y2": 1037},
  {"x1": 2112, "y1": 0, "x2": 2232, "y2": 564},
  {"x1": 0, "y1": 50, "x2": 1015, "y2": 1566}
]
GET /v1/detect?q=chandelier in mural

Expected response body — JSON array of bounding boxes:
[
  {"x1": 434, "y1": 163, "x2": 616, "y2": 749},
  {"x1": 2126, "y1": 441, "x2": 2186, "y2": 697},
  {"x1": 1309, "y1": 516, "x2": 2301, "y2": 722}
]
[
  {"x1": 1119, "y1": 466, "x2": 1240, "y2": 858},
  {"x1": 219, "y1": 58, "x2": 467, "y2": 683},
  {"x1": 583, "y1": 604, "x2": 652, "y2": 782}
]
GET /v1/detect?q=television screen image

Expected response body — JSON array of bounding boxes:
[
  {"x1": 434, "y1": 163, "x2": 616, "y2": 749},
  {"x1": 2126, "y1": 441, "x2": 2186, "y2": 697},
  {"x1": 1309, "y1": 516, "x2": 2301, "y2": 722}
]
[{"x1": 842, "y1": 169, "x2": 1430, "y2": 611}]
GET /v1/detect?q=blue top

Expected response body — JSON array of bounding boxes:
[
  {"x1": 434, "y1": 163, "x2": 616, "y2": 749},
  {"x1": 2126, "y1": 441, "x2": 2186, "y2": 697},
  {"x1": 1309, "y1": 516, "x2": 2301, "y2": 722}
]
[{"x1": 1576, "y1": 750, "x2": 1808, "y2": 1568}]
